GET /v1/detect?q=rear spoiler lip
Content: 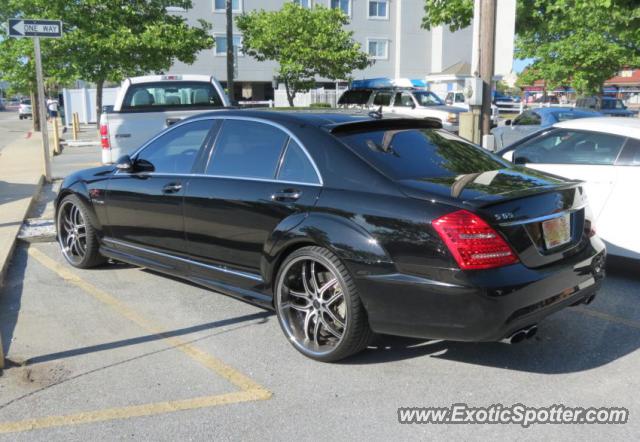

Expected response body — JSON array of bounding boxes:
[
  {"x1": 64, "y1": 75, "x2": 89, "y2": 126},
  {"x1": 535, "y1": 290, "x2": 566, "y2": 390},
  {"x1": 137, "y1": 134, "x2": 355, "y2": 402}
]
[{"x1": 327, "y1": 117, "x2": 443, "y2": 134}]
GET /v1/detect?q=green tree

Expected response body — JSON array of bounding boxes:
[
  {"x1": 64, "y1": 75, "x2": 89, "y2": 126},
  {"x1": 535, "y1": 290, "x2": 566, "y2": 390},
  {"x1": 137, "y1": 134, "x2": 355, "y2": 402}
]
[
  {"x1": 1, "y1": 0, "x2": 214, "y2": 125},
  {"x1": 236, "y1": 3, "x2": 370, "y2": 106},
  {"x1": 421, "y1": 0, "x2": 640, "y2": 95}
]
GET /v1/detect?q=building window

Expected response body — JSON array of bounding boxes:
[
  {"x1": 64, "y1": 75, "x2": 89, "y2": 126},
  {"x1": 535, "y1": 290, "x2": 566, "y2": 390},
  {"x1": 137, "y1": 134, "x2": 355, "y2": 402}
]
[
  {"x1": 330, "y1": 0, "x2": 351, "y2": 15},
  {"x1": 368, "y1": 0, "x2": 388, "y2": 19},
  {"x1": 292, "y1": 0, "x2": 313, "y2": 8},
  {"x1": 215, "y1": 35, "x2": 243, "y2": 56},
  {"x1": 214, "y1": 0, "x2": 242, "y2": 12},
  {"x1": 367, "y1": 38, "x2": 388, "y2": 59}
]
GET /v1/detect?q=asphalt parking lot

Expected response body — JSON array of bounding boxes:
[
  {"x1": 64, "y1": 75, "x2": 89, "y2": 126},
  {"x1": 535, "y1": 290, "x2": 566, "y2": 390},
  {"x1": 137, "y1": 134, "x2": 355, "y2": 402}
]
[{"x1": 1, "y1": 238, "x2": 639, "y2": 440}]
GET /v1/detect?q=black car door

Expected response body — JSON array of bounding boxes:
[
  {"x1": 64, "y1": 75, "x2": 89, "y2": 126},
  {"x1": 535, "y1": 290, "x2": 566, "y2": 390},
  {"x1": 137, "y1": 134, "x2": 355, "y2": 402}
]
[
  {"x1": 104, "y1": 119, "x2": 217, "y2": 265},
  {"x1": 183, "y1": 117, "x2": 322, "y2": 288}
]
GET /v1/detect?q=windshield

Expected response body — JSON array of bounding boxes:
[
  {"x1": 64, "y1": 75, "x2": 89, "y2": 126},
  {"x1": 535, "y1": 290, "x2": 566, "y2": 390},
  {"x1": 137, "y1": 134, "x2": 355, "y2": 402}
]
[
  {"x1": 337, "y1": 128, "x2": 508, "y2": 180},
  {"x1": 412, "y1": 91, "x2": 444, "y2": 107}
]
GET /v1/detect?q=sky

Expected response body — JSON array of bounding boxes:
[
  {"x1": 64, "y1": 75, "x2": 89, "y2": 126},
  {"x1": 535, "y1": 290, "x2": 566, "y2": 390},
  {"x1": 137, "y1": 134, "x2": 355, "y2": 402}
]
[{"x1": 513, "y1": 58, "x2": 534, "y2": 73}]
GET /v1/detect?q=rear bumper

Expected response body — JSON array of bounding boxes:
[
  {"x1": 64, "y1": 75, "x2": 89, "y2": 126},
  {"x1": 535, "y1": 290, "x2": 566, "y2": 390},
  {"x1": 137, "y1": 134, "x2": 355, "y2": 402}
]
[{"x1": 355, "y1": 239, "x2": 606, "y2": 342}]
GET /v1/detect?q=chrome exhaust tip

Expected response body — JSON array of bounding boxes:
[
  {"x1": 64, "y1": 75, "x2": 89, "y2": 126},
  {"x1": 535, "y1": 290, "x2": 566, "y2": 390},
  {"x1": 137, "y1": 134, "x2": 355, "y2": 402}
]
[{"x1": 500, "y1": 325, "x2": 537, "y2": 344}]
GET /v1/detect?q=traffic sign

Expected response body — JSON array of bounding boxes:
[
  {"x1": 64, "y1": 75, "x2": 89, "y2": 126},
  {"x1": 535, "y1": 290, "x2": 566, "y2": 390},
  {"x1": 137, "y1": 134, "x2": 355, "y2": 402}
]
[{"x1": 8, "y1": 19, "x2": 62, "y2": 38}]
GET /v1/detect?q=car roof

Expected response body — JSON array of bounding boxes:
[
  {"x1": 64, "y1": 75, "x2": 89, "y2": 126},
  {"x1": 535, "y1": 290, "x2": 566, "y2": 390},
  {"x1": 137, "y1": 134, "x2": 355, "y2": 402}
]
[
  {"x1": 186, "y1": 108, "x2": 446, "y2": 132},
  {"x1": 533, "y1": 107, "x2": 601, "y2": 117},
  {"x1": 554, "y1": 117, "x2": 640, "y2": 139},
  {"x1": 189, "y1": 108, "x2": 376, "y2": 127}
]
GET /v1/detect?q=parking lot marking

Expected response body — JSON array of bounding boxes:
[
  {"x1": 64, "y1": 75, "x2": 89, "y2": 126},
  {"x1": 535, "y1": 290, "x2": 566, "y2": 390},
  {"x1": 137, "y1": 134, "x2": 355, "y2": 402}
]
[
  {"x1": 574, "y1": 305, "x2": 640, "y2": 330},
  {"x1": 0, "y1": 390, "x2": 263, "y2": 434},
  {"x1": 0, "y1": 246, "x2": 271, "y2": 434}
]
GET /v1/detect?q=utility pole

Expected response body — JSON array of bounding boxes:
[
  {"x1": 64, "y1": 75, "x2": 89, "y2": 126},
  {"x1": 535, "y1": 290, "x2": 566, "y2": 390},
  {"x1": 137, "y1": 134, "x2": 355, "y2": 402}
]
[
  {"x1": 226, "y1": 0, "x2": 235, "y2": 104},
  {"x1": 479, "y1": 0, "x2": 497, "y2": 137}
]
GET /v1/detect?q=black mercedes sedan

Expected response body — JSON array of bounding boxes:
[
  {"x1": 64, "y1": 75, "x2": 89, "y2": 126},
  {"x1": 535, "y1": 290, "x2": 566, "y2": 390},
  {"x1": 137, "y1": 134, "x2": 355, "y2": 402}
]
[{"x1": 55, "y1": 110, "x2": 606, "y2": 362}]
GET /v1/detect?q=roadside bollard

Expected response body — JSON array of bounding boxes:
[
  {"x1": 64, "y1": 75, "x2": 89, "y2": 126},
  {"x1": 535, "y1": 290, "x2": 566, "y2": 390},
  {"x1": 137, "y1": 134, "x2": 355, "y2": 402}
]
[
  {"x1": 52, "y1": 116, "x2": 61, "y2": 155},
  {"x1": 72, "y1": 112, "x2": 79, "y2": 140}
]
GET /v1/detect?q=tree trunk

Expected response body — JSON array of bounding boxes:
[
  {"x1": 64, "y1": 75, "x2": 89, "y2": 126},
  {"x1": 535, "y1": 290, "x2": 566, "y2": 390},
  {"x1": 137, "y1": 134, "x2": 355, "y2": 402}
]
[
  {"x1": 31, "y1": 90, "x2": 40, "y2": 132},
  {"x1": 284, "y1": 79, "x2": 295, "y2": 107},
  {"x1": 226, "y1": 0, "x2": 235, "y2": 104},
  {"x1": 95, "y1": 79, "x2": 104, "y2": 129}
]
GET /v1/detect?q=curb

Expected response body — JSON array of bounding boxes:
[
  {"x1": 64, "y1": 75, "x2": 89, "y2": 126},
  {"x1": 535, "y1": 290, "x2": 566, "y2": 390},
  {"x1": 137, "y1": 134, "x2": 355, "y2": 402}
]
[{"x1": 0, "y1": 173, "x2": 45, "y2": 372}]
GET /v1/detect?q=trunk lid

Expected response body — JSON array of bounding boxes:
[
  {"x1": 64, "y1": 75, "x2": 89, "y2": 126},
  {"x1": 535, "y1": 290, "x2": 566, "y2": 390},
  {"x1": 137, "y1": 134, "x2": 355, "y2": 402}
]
[{"x1": 399, "y1": 168, "x2": 591, "y2": 268}]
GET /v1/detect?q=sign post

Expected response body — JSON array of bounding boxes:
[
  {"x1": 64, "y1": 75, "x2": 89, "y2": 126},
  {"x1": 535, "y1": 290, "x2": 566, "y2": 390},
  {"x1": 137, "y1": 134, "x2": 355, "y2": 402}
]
[{"x1": 8, "y1": 19, "x2": 63, "y2": 183}]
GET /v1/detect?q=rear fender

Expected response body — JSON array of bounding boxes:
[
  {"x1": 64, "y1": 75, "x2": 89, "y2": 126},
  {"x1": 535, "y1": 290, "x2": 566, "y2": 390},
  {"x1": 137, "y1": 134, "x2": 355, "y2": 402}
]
[{"x1": 262, "y1": 212, "x2": 394, "y2": 288}]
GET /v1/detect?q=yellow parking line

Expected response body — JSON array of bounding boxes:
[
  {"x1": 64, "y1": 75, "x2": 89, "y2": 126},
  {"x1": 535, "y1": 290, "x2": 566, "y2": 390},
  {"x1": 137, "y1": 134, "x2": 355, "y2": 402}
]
[
  {"x1": 0, "y1": 246, "x2": 271, "y2": 434},
  {"x1": 0, "y1": 390, "x2": 262, "y2": 434},
  {"x1": 574, "y1": 305, "x2": 640, "y2": 330},
  {"x1": 27, "y1": 247, "x2": 269, "y2": 394}
]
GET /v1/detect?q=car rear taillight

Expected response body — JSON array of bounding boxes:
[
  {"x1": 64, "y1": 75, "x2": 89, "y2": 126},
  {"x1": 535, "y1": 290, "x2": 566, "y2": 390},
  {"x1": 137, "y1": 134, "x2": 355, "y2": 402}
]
[
  {"x1": 432, "y1": 210, "x2": 519, "y2": 270},
  {"x1": 99, "y1": 124, "x2": 110, "y2": 149}
]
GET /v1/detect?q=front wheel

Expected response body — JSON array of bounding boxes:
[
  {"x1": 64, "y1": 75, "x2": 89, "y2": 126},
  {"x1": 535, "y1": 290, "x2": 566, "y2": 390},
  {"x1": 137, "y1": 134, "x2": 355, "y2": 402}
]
[
  {"x1": 274, "y1": 246, "x2": 372, "y2": 362},
  {"x1": 56, "y1": 194, "x2": 106, "y2": 268}
]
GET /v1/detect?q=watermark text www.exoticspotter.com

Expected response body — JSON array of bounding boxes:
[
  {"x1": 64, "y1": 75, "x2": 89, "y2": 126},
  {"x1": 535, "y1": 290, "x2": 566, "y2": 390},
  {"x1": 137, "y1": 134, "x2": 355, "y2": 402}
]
[{"x1": 398, "y1": 404, "x2": 628, "y2": 428}]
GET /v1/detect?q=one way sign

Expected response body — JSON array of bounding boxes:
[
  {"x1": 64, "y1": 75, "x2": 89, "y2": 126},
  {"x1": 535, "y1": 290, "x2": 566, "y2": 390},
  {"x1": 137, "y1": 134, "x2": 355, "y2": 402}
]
[{"x1": 8, "y1": 19, "x2": 62, "y2": 38}]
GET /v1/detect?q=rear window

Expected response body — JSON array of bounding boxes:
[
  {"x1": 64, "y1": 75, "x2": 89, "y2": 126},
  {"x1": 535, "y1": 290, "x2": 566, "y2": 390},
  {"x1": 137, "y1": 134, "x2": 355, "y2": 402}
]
[
  {"x1": 337, "y1": 128, "x2": 508, "y2": 180},
  {"x1": 122, "y1": 81, "x2": 223, "y2": 110},
  {"x1": 338, "y1": 90, "x2": 372, "y2": 106}
]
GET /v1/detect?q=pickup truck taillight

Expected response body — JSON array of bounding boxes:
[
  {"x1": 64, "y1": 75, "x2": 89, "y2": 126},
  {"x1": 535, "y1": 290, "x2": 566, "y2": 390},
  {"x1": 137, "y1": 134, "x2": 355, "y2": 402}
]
[{"x1": 99, "y1": 124, "x2": 110, "y2": 149}]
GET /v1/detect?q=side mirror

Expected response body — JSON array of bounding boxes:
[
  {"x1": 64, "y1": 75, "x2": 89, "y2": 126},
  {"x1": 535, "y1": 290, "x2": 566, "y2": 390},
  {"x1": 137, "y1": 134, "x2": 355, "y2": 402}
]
[
  {"x1": 411, "y1": 102, "x2": 416, "y2": 109},
  {"x1": 505, "y1": 119, "x2": 512, "y2": 126},
  {"x1": 513, "y1": 156, "x2": 527, "y2": 165},
  {"x1": 134, "y1": 158, "x2": 155, "y2": 173},
  {"x1": 115, "y1": 155, "x2": 133, "y2": 171}
]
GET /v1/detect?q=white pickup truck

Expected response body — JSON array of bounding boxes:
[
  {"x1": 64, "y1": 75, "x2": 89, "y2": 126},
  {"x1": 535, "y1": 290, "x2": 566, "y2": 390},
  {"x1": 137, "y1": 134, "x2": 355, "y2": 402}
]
[{"x1": 99, "y1": 74, "x2": 230, "y2": 163}]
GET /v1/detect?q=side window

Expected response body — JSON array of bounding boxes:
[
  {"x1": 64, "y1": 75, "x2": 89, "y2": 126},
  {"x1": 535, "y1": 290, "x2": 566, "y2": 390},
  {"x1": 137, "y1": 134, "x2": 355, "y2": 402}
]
[
  {"x1": 277, "y1": 139, "x2": 320, "y2": 184},
  {"x1": 373, "y1": 92, "x2": 392, "y2": 106},
  {"x1": 393, "y1": 93, "x2": 414, "y2": 107},
  {"x1": 617, "y1": 138, "x2": 640, "y2": 165},
  {"x1": 514, "y1": 129, "x2": 626, "y2": 165},
  {"x1": 513, "y1": 111, "x2": 541, "y2": 126},
  {"x1": 206, "y1": 120, "x2": 288, "y2": 179},
  {"x1": 136, "y1": 120, "x2": 213, "y2": 174}
]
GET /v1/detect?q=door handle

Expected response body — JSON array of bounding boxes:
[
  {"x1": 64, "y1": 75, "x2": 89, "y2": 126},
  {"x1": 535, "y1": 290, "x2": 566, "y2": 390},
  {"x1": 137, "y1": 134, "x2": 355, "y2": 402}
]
[
  {"x1": 271, "y1": 189, "x2": 301, "y2": 202},
  {"x1": 162, "y1": 182, "x2": 182, "y2": 193}
]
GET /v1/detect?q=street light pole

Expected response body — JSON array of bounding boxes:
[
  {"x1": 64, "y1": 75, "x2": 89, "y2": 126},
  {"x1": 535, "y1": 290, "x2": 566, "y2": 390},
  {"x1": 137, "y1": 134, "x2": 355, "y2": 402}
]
[
  {"x1": 479, "y1": 0, "x2": 497, "y2": 137},
  {"x1": 33, "y1": 36, "x2": 52, "y2": 182}
]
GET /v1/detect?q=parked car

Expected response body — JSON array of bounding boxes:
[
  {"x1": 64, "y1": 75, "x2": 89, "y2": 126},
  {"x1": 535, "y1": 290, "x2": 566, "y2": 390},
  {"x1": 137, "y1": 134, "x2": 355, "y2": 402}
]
[
  {"x1": 99, "y1": 74, "x2": 230, "y2": 164},
  {"x1": 534, "y1": 95, "x2": 560, "y2": 104},
  {"x1": 499, "y1": 117, "x2": 640, "y2": 260},
  {"x1": 444, "y1": 90, "x2": 500, "y2": 123},
  {"x1": 0, "y1": 99, "x2": 5, "y2": 111},
  {"x1": 339, "y1": 87, "x2": 464, "y2": 132},
  {"x1": 55, "y1": 110, "x2": 605, "y2": 362},
  {"x1": 575, "y1": 96, "x2": 638, "y2": 117},
  {"x1": 491, "y1": 107, "x2": 603, "y2": 150},
  {"x1": 18, "y1": 99, "x2": 32, "y2": 119}
]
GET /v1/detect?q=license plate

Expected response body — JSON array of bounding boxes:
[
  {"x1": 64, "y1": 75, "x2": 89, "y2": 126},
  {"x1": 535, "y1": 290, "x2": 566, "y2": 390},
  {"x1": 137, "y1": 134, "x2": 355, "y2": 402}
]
[{"x1": 542, "y1": 213, "x2": 571, "y2": 249}]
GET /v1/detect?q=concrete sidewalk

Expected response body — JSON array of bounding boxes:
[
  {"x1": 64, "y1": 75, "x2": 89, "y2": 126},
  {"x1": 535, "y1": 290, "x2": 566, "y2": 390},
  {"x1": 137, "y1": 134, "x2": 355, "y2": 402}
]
[{"x1": 0, "y1": 131, "x2": 46, "y2": 369}]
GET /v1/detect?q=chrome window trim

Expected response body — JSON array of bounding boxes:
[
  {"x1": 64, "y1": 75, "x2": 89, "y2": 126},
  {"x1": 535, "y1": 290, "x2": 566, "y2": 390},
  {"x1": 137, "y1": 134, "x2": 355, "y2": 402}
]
[
  {"x1": 114, "y1": 171, "x2": 322, "y2": 188},
  {"x1": 498, "y1": 203, "x2": 587, "y2": 227},
  {"x1": 103, "y1": 238, "x2": 263, "y2": 282},
  {"x1": 129, "y1": 115, "x2": 323, "y2": 186}
]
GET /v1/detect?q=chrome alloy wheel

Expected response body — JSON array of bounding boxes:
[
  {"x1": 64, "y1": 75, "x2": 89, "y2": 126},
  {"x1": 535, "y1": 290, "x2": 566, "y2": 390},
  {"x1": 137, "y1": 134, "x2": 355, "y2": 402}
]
[
  {"x1": 276, "y1": 256, "x2": 348, "y2": 356},
  {"x1": 57, "y1": 200, "x2": 87, "y2": 265}
]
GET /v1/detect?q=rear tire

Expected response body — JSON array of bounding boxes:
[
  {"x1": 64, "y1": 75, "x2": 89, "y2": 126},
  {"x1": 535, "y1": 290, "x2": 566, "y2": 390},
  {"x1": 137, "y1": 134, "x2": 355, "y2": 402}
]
[
  {"x1": 274, "y1": 246, "x2": 372, "y2": 362},
  {"x1": 56, "y1": 194, "x2": 106, "y2": 268}
]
